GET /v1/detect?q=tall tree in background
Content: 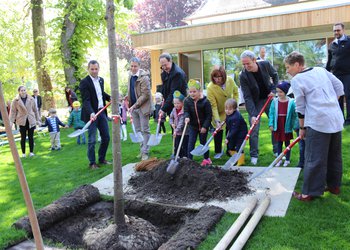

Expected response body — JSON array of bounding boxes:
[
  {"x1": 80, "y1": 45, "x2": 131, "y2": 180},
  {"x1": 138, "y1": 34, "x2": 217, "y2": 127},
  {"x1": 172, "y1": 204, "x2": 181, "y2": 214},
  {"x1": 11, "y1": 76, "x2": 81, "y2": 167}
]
[
  {"x1": 117, "y1": 0, "x2": 204, "y2": 73},
  {"x1": 134, "y1": 0, "x2": 204, "y2": 32},
  {"x1": 31, "y1": 0, "x2": 55, "y2": 109}
]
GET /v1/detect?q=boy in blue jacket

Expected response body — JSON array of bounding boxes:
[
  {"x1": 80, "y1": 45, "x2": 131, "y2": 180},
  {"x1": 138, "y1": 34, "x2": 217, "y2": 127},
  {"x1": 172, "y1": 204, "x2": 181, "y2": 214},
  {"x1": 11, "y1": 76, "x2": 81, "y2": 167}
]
[{"x1": 42, "y1": 108, "x2": 68, "y2": 150}]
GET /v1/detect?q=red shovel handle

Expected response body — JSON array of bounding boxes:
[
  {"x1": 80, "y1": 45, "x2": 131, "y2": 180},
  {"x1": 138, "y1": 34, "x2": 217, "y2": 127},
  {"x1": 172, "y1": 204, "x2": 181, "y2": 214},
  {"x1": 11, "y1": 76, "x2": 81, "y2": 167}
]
[
  {"x1": 282, "y1": 136, "x2": 301, "y2": 154},
  {"x1": 245, "y1": 95, "x2": 273, "y2": 139},
  {"x1": 212, "y1": 121, "x2": 226, "y2": 136},
  {"x1": 91, "y1": 102, "x2": 111, "y2": 122}
]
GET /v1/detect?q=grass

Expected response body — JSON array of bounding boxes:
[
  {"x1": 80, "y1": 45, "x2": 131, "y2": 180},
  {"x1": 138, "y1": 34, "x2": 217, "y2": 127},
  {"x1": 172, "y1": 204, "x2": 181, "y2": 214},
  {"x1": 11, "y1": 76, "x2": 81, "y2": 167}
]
[{"x1": 0, "y1": 111, "x2": 349, "y2": 249}]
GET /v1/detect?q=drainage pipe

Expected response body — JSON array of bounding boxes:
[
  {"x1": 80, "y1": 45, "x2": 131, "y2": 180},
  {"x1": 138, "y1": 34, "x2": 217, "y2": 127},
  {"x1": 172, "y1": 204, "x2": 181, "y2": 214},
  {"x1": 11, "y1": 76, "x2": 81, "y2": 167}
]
[
  {"x1": 213, "y1": 197, "x2": 258, "y2": 250},
  {"x1": 230, "y1": 196, "x2": 271, "y2": 250}
]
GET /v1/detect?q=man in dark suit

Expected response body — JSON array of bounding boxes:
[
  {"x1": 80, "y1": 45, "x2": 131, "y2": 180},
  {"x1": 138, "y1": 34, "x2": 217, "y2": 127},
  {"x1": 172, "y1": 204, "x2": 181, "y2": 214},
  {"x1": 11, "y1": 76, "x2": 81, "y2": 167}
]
[
  {"x1": 240, "y1": 50, "x2": 278, "y2": 165},
  {"x1": 326, "y1": 22, "x2": 350, "y2": 126},
  {"x1": 32, "y1": 89, "x2": 42, "y2": 117},
  {"x1": 80, "y1": 60, "x2": 111, "y2": 169},
  {"x1": 158, "y1": 53, "x2": 187, "y2": 117}
]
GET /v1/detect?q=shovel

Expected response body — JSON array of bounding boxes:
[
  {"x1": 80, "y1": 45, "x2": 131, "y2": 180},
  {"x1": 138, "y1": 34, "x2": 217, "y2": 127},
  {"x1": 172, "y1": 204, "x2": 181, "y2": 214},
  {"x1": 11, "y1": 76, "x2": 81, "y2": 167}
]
[
  {"x1": 147, "y1": 112, "x2": 163, "y2": 146},
  {"x1": 129, "y1": 114, "x2": 143, "y2": 143},
  {"x1": 167, "y1": 122, "x2": 188, "y2": 174},
  {"x1": 191, "y1": 121, "x2": 225, "y2": 156},
  {"x1": 222, "y1": 95, "x2": 273, "y2": 170},
  {"x1": 248, "y1": 136, "x2": 301, "y2": 181},
  {"x1": 214, "y1": 131, "x2": 229, "y2": 159},
  {"x1": 68, "y1": 102, "x2": 111, "y2": 138}
]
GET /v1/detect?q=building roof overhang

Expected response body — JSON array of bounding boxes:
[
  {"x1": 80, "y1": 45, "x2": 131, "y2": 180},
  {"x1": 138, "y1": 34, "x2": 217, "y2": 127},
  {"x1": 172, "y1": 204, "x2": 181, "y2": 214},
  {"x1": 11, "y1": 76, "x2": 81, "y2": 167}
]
[{"x1": 131, "y1": 0, "x2": 350, "y2": 52}]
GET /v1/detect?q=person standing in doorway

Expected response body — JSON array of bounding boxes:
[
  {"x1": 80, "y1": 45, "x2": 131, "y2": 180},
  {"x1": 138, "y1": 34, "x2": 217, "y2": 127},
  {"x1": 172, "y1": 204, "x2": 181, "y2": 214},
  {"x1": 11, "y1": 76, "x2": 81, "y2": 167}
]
[
  {"x1": 326, "y1": 22, "x2": 350, "y2": 126},
  {"x1": 80, "y1": 60, "x2": 111, "y2": 169},
  {"x1": 239, "y1": 50, "x2": 278, "y2": 165},
  {"x1": 127, "y1": 57, "x2": 153, "y2": 161},
  {"x1": 158, "y1": 53, "x2": 187, "y2": 117}
]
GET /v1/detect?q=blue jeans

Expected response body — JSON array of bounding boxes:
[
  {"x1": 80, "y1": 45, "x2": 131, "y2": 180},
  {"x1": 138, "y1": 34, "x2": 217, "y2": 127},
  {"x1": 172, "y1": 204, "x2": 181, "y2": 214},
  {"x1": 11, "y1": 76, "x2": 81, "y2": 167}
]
[
  {"x1": 188, "y1": 127, "x2": 209, "y2": 160},
  {"x1": 76, "y1": 129, "x2": 86, "y2": 144},
  {"x1": 87, "y1": 112, "x2": 110, "y2": 165}
]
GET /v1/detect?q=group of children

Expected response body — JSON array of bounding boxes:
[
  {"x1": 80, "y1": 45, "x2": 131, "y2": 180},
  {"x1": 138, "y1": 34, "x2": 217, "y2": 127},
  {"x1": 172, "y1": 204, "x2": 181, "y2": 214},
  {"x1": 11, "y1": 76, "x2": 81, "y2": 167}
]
[
  {"x1": 39, "y1": 79, "x2": 300, "y2": 168},
  {"x1": 167, "y1": 78, "x2": 299, "y2": 167}
]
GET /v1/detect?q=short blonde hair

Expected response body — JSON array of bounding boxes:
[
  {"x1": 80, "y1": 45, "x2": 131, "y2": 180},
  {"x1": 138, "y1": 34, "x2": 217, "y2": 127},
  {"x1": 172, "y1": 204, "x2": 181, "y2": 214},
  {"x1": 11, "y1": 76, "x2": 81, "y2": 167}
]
[{"x1": 225, "y1": 98, "x2": 237, "y2": 110}]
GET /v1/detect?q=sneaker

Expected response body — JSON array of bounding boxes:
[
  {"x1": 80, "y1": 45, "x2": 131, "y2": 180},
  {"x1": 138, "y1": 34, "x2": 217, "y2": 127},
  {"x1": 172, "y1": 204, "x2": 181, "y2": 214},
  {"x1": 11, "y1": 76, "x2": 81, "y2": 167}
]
[
  {"x1": 141, "y1": 154, "x2": 149, "y2": 161},
  {"x1": 282, "y1": 156, "x2": 286, "y2": 161},
  {"x1": 29, "y1": 153, "x2": 35, "y2": 157},
  {"x1": 50, "y1": 147, "x2": 55, "y2": 151},
  {"x1": 275, "y1": 160, "x2": 282, "y2": 167},
  {"x1": 22, "y1": 154, "x2": 26, "y2": 158},
  {"x1": 201, "y1": 158, "x2": 212, "y2": 166},
  {"x1": 250, "y1": 157, "x2": 258, "y2": 165},
  {"x1": 283, "y1": 160, "x2": 290, "y2": 167},
  {"x1": 56, "y1": 147, "x2": 61, "y2": 151}
]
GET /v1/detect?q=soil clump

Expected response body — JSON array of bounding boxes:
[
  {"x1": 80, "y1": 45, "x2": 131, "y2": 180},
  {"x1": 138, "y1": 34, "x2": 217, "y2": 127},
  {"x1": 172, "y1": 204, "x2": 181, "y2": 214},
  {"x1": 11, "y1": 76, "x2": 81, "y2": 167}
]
[{"x1": 127, "y1": 158, "x2": 252, "y2": 204}]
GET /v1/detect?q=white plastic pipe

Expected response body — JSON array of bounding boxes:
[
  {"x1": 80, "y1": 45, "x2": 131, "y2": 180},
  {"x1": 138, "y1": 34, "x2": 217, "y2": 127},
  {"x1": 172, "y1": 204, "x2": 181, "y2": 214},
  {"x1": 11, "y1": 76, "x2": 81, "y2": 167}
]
[
  {"x1": 230, "y1": 196, "x2": 271, "y2": 250},
  {"x1": 214, "y1": 197, "x2": 258, "y2": 250}
]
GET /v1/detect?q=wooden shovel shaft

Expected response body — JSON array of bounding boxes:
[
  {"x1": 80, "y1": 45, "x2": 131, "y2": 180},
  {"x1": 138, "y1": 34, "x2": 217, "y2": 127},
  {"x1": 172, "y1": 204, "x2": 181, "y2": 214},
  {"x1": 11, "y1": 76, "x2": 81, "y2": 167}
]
[{"x1": 0, "y1": 83, "x2": 44, "y2": 249}]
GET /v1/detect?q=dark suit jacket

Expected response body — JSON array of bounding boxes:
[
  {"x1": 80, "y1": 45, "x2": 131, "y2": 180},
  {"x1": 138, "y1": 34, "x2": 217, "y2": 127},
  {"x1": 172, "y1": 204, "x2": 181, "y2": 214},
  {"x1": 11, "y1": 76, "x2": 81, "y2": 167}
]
[
  {"x1": 79, "y1": 75, "x2": 111, "y2": 123},
  {"x1": 239, "y1": 60, "x2": 278, "y2": 117},
  {"x1": 32, "y1": 95, "x2": 42, "y2": 110},
  {"x1": 326, "y1": 35, "x2": 350, "y2": 76},
  {"x1": 161, "y1": 62, "x2": 187, "y2": 115}
]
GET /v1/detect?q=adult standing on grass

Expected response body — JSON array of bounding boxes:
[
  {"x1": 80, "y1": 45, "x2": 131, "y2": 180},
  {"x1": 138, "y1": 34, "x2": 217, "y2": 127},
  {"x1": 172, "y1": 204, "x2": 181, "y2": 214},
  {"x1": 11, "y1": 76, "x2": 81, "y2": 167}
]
[
  {"x1": 239, "y1": 50, "x2": 278, "y2": 165},
  {"x1": 285, "y1": 51, "x2": 344, "y2": 202},
  {"x1": 127, "y1": 57, "x2": 153, "y2": 161},
  {"x1": 65, "y1": 86, "x2": 78, "y2": 112},
  {"x1": 80, "y1": 60, "x2": 111, "y2": 169},
  {"x1": 32, "y1": 89, "x2": 42, "y2": 117},
  {"x1": 9, "y1": 85, "x2": 41, "y2": 158},
  {"x1": 207, "y1": 66, "x2": 239, "y2": 158},
  {"x1": 326, "y1": 22, "x2": 350, "y2": 126},
  {"x1": 158, "y1": 53, "x2": 187, "y2": 117}
]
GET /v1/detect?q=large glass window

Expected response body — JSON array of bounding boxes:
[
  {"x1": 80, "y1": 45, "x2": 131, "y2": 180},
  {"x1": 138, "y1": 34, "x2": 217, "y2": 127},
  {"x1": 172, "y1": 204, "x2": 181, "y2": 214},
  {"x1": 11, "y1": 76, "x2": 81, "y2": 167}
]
[
  {"x1": 224, "y1": 47, "x2": 246, "y2": 86},
  {"x1": 273, "y1": 41, "x2": 298, "y2": 80},
  {"x1": 299, "y1": 39, "x2": 327, "y2": 67},
  {"x1": 248, "y1": 44, "x2": 273, "y2": 63},
  {"x1": 170, "y1": 53, "x2": 178, "y2": 65},
  {"x1": 203, "y1": 49, "x2": 224, "y2": 88}
]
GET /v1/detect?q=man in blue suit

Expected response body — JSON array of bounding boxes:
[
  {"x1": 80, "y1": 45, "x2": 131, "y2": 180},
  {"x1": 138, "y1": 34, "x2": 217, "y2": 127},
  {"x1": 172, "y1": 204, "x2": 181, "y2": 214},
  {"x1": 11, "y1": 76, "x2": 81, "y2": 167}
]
[{"x1": 80, "y1": 60, "x2": 111, "y2": 169}]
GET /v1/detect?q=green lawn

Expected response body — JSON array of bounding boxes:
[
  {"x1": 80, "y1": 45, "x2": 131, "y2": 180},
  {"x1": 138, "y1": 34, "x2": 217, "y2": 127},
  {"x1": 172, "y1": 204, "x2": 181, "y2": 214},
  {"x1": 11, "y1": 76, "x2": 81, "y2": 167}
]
[{"x1": 0, "y1": 112, "x2": 349, "y2": 249}]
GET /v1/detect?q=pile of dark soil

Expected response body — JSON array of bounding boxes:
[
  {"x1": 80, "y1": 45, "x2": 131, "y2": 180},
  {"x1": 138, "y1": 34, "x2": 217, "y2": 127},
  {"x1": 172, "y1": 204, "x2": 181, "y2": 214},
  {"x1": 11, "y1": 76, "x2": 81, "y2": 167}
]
[{"x1": 127, "y1": 158, "x2": 252, "y2": 204}]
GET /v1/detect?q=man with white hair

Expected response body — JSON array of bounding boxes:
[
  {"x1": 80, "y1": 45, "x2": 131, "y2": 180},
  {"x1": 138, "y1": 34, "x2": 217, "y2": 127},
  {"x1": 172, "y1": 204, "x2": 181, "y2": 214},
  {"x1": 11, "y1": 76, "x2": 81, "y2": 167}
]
[{"x1": 239, "y1": 50, "x2": 278, "y2": 165}]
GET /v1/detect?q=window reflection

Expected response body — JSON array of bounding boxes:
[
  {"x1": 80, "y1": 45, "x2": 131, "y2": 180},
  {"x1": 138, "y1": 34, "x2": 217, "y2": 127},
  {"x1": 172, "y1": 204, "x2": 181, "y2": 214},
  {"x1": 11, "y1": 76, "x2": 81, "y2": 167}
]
[
  {"x1": 273, "y1": 41, "x2": 298, "y2": 80},
  {"x1": 203, "y1": 49, "x2": 224, "y2": 88},
  {"x1": 225, "y1": 47, "x2": 246, "y2": 86},
  {"x1": 299, "y1": 39, "x2": 327, "y2": 67}
]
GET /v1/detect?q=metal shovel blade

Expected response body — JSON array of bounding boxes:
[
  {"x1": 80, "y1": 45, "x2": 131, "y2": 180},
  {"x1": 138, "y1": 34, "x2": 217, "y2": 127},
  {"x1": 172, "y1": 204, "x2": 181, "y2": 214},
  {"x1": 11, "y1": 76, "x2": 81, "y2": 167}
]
[
  {"x1": 190, "y1": 144, "x2": 210, "y2": 156},
  {"x1": 166, "y1": 159, "x2": 179, "y2": 174},
  {"x1": 147, "y1": 134, "x2": 163, "y2": 146},
  {"x1": 222, "y1": 152, "x2": 241, "y2": 170},
  {"x1": 214, "y1": 150, "x2": 224, "y2": 159},
  {"x1": 129, "y1": 132, "x2": 143, "y2": 143},
  {"x1": 68, "y1": 128, "x2": 88, "y2": 138}
]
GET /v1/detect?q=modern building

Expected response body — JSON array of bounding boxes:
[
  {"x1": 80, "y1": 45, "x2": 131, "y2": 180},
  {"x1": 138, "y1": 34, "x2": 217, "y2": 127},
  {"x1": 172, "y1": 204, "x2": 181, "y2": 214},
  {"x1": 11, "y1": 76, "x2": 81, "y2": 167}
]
[{"x1": 131, "y1": 0, "x2": 350, "y2": 92}]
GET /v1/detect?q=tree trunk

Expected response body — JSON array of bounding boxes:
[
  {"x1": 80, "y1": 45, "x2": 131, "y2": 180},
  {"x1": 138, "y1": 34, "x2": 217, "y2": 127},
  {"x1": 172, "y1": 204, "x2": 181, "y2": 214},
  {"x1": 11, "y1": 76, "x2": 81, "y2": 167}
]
[
  {"x1": 60, "y1": 1, "x2": 78, "y2": 89},
  {"x1": 106, "y1": 0, "x2": 125, "y2": 227},
  {"x1": 31, "y1": 0, "x2": 55, "y2": 110}
]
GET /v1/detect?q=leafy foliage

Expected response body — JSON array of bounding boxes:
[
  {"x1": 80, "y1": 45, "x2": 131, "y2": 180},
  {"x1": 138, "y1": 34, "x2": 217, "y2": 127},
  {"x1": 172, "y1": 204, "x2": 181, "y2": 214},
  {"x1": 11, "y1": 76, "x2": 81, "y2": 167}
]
[
  {"x1": 133, "y1": 0, "x2": 204, "y2": 32},
  {"x1": 0, "y1": 2, "x2": 36, "y2": 100}
]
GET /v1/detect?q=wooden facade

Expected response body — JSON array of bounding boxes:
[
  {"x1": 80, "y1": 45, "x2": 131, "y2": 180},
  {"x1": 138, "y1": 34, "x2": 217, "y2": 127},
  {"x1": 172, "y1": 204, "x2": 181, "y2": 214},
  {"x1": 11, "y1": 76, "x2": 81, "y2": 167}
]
[{"x1": 131, "y1": 2, "x2": 350, "y2": 92}]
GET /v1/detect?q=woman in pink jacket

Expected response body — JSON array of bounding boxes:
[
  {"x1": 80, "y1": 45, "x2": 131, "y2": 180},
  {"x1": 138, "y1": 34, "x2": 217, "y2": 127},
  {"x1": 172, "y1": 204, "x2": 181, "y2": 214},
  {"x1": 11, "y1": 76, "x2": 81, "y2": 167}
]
[{"x1": 10, "y1": 86, "x2": 41, "y2": 157}]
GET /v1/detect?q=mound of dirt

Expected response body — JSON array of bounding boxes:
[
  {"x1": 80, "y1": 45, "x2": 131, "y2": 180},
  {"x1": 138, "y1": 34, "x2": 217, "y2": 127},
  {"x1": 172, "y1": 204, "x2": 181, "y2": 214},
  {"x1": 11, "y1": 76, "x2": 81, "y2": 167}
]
[{"x1": 127, "y1": 158, "x2": 252, "y2": 204}]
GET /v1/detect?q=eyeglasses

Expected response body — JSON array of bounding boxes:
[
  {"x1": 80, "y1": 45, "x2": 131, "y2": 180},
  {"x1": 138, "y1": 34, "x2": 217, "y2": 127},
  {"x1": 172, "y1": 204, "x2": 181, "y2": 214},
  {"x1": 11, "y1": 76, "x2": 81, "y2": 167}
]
[{"x1": 333, "y1": 29, "x2": 342, "y2": 32}]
